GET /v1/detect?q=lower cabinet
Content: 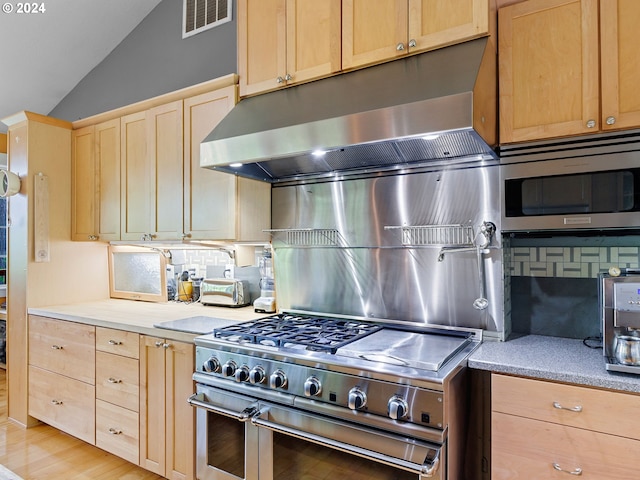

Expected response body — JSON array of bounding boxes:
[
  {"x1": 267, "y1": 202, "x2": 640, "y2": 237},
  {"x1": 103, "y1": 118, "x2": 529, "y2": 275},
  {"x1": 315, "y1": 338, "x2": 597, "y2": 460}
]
[
  {"x1": 491, "y1": 373, "x2": 640, "y2": 479},
  {"x1": 95, "y1": 327, "x2": 140, "y2": 465},
  {"x1": 28, "y1": 315, "x2": 96, "y2": 444},
  {"x1": 27, "y1": 317, "x2": 196, "y2": 479},
  {"x1": 140, "y1": 335, "x2": 195, "y2": 480}
]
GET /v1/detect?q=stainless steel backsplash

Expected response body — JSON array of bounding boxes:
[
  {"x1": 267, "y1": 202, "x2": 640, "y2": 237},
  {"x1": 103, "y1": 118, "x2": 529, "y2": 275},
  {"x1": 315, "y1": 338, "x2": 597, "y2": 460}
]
[{"x1": 271, "y1": 165, "x2": 505, "y2": 338}]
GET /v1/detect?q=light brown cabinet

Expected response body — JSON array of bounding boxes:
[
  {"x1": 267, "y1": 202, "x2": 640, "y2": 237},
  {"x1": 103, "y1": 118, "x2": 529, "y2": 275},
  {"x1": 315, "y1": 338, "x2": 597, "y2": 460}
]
[
  {"x1": 28, "y1": 315, "x2": 96, "y2": 444},
  {"x1": 121, "y1": 101, "x2": 184, "y2": 241},
  {"x1": 139, "y1": 336, "x2": 195, "y2": 480},
  {"x1": 71, "y1": 118, "x2": 121, "y2": 241},
  {"x1": 183, "y1": 87, "x2": 271, "y2": 241},
  {"x1": 238, "y1": 0, "x2": 341, "y2": 97},
  {"x1": 491, "y1": 374, "x2": 640, "y2": 479},
  {"x1": 343, "y1": 0, "x2": 490, "y2": 69},
  {"x1": 95, "y1": 327, "x2": 140, "y2": 465},
  {"x1": 499, "y1": 0, "x2": 640, "y2": 144}
]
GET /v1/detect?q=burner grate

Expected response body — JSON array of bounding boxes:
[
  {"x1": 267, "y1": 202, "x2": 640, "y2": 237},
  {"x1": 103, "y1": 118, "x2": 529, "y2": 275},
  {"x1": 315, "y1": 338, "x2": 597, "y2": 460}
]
[{"x1": 213, "y1": 314, "x2": 382, "y2": 353}]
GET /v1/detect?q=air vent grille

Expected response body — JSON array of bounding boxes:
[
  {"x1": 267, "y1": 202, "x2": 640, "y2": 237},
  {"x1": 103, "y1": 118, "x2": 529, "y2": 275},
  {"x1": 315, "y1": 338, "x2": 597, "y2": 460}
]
[{"x1": 183, "y1": 0, "x2": 232, "y2": 38}]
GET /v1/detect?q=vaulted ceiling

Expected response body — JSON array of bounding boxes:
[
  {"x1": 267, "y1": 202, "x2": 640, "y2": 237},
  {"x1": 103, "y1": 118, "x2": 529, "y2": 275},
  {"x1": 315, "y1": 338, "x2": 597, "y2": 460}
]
[{"x1": 0, "y1": 0, "x2": 162, "y2": 132}]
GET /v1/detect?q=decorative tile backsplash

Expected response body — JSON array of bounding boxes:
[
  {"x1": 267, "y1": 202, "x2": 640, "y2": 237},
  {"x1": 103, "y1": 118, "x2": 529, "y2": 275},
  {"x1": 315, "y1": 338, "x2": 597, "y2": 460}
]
[{"x1": 510, "y1": 246, "x2": 640, "y2": 278}]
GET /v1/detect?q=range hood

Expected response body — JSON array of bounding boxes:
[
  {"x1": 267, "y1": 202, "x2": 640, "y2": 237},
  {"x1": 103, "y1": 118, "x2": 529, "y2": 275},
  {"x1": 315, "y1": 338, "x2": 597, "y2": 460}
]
[{"x1": 201, "y1": 37, "x2": 497, "y2": 183}]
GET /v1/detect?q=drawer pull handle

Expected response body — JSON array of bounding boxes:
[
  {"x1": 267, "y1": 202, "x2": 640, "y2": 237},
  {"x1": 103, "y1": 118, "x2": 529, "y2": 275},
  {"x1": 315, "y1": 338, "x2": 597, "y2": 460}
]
[
  {"x1": 553, "y1": 463, "x2": 582, "y2": 475},
  {"x1": 107, "y1": 377, "x2": 122, "y2": 384},
  {"x1": 553, "y1": 401, "x2": 582, "y2": 412},
  {"x1": 108, "y1": 428, "x2": 122, "y2": 435},
  {"x1": 50, "y1": 399, "x2": 63, "y2": 405},
  {"x1": 108, "y1": 340, "x2": 122, "y2": 346},
  {"x1": 51, "y1": 345, "x2": 63, "y2": 350}
]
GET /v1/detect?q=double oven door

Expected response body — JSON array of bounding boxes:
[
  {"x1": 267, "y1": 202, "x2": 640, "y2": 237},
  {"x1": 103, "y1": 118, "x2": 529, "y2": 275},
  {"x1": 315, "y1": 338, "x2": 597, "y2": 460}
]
[{"x1": 189, "y1": 383, "x2": 444, "y2": 480}]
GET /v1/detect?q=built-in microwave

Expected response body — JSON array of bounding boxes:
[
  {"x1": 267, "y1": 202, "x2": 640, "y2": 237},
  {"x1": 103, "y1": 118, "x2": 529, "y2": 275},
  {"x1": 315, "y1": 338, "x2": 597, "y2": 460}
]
[{"x1": 501, "y1": 136, "x2": 640, "y2": 232}]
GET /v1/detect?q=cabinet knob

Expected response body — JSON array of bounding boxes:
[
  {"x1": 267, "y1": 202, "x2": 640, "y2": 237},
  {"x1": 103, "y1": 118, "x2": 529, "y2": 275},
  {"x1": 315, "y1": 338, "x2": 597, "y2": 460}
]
[
  {"x1": 284, "y1": 73, "x2": 292, "y2": 81},
  {"x1": 88, "y1": 235, "x2": 99, "y2": 241},
  {"x1": 586, "y1": 119, "x2": 596, "y2": 128},
  {"x1": 408, "y1": 39, "x2": 417, "y2": 48},
  {"x1": 181, "y1": 232, "x2": 192, "y2": 239},
  {"x1": 606, "y1": 116, "x2": 616, "y2": 125},
  {"x1": 108, "y1": 339, "x2": 122, "y2": 346},
  {"x1": 51, "y1": 345, "x2": 63, "y2": 350},
  {"x1": 108, "y1": 428, "x2": 123, "y2": 435},
  {"x1": 107, "y1": 377, "x2": 122, "y2": 384},
  {"x1": 276, "y1": 76, "x2": 285, "y2": 84},
  {"x1": 50, "y1": 399, "x2": 63, "y2": 405},
  {"x1": 396, "y1": 42, "x2": 405, "y2": 51}
]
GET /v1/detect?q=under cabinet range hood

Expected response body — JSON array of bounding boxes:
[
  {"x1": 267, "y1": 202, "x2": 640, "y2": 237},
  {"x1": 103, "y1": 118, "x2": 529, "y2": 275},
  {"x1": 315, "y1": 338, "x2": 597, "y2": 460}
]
[{"x1": 201, "y1": 37, "x2": 497, "y2": 183}]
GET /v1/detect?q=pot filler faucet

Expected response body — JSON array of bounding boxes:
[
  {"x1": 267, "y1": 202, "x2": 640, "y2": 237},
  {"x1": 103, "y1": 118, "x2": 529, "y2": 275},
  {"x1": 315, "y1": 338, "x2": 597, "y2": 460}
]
[{"x1": 437, "y1": 221, "x2": 496, "y2": 310}]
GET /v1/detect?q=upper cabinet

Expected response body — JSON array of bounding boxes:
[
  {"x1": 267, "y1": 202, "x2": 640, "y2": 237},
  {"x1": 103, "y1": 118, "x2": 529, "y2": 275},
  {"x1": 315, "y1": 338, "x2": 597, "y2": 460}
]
[
  {"x1": 343, "y1": 0, "x2": 490, "y2": 69},
  {"x1": 184, "y1": 87, "x2": 271, "y2": 241},
  {"x1": 499, "y1": 0, "x2": 640, "y2": 144},
  {"x1": 239, "y1": 0, "x2": 490, "y2": 96},
  {"x1": 238, "y1": 0, "x2": 342, "y2": 97},
  {"x1": 72, "y1": 77, "x2": 271, "y2": 243},
  {"x1": 71, "y1": 119, "x2": 121, "y2": 242}
]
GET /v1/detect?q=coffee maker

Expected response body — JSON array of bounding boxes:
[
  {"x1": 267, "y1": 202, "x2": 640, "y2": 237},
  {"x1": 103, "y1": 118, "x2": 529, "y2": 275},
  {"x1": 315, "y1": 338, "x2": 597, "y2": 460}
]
[
  {"x1": 253, "y1": 247, "x2": 276, "y2": 313},
  {"x1": 601, "y1": 269, "x2": 640, "y2": 374}
]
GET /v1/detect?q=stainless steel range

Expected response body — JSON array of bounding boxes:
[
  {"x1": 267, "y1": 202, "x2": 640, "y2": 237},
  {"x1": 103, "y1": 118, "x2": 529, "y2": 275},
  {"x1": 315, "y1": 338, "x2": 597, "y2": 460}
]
[{"x1": 190, "y1": 312, "x2": 481, "y2": 480}]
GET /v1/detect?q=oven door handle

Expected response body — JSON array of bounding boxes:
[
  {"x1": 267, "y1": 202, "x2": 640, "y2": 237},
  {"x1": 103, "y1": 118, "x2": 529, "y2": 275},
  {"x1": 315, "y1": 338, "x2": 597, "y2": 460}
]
[
  {"x1": 250, "y1": 411, "x2": 440, "y2": 478},
  {"x1": 188, "y1": 393, "x2": 258, "y2": 422}
]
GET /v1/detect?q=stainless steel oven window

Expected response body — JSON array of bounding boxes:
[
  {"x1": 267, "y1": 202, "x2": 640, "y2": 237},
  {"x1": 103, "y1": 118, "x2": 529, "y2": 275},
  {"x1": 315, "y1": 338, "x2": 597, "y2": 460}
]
[
  {"x1": 271, "y1": 432, "x2": 417, "y2": 480},
  {"x1": 206, "y1": 412, "x2": 245, "y2": 477}
]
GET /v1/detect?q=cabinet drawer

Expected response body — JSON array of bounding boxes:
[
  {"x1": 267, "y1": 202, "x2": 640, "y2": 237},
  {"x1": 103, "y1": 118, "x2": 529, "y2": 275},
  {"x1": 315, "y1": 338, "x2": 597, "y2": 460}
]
[
  {"x1": 492, "y1": 412, "x2": 639, "y2": 480},
  {"x1": 96, "y1": 351, "x2": 139, "y2": 411},
  {"x1": 96, "y1": 327, "x2": 140, "y2": 359},
  {"x1": 28, "y1": 366, "x2": 95, "y2": 445},
  {"x1": 29, "y1": 316, "x2": 95, "y2": 384},
  {"x1": 492, "y1": 374, "x2": 640, "y2": 440},
  {"x1": 96, "y1": 399, "x2": 139, "y2": 465}
]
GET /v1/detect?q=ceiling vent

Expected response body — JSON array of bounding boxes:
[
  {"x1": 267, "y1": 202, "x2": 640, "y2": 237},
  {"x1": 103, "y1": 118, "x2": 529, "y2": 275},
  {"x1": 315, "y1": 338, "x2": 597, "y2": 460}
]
[{"x1": 183, "y1": 0, "x2": 232, "y2": 38}]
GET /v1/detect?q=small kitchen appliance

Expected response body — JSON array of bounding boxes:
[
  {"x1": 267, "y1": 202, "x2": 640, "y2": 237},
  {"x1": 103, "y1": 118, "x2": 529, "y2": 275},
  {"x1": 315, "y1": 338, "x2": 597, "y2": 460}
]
[
  {"x1": 601, "y1": 269, "x2": 640, "y2": 373},
  {"x1": 253, "y1": 247, "x2": 276, "y2": 313},
  {"x1": 199, "y1": 278, "x2": 250, "y2": 307}
]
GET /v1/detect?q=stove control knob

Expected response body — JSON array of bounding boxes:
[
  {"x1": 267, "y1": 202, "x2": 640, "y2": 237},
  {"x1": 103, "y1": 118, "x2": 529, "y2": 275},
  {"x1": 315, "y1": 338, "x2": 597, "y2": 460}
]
[
  {"x1": 249, "y1": 366, "x2": 266, "y2": 384},
  {"x1": 348, "y1": 388, "x2": 367, "y2": 410},
  {"x1": 203, "y1": 356, "x2": 220, "y2": 373},
  {"x1": 269, "y1": 370, "x2": 288, "y2": 389},
  {"x1": 387, "y1": 396, "x2": 409, "y2": 420},
  {"x1": 235, "y1": 365, "x2": 250, "y2": 383},
  {"x1": 221, "y1": 360, "x2": 237, "y2": 378},
  {"x1": 303, "y1": 377, "x2": 322, "y2": 397}
]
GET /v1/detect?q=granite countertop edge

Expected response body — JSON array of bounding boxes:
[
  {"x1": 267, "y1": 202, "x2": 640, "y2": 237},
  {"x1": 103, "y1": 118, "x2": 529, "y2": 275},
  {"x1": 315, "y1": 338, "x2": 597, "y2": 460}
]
[{"x1": 468, "y1": 334, "x2": 640, "y2": 394}]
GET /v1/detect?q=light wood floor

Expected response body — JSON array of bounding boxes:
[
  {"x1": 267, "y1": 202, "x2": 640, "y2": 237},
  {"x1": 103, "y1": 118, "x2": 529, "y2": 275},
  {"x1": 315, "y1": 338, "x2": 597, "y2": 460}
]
[{"x1": 0, "y1": 369, "x2": 164, "y2": 479}]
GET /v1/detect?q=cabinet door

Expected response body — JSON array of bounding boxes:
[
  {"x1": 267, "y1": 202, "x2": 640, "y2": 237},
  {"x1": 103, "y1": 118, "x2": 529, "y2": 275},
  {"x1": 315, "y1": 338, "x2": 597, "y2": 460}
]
[
  {"x1": 147, "y1": 100, "x2": 184, "y2": 241},
  {"x1": 71, "y1": 125, "x2": 97, "y2": 241},
  {"x1": 498, "y1": 0, "x2": 600, "y2": 143},
  {"x1": 408, "y1": 0, "x2": 489, "y2": 53},
  {"x1": 183, "y1": 87, "x2": 237, "y2": 240},
  {"x1": 600, "y1": 0, "x2": 640, "y2": 132},
  {"x1": 342, "y1": 0, "x2": 408, "y2": 69},
  {"x1": 95, "y1": 119, "x2": 121, "y2": 241},
  {"x1": 164, "y1": 340, "x2": 195, "y2": 480},
  {"x1": 121, "y1": 111, "x2": 150, "y2": 240},
  {"x1": 139, "y1": 336, "x2": 195, "y2": 480},
  {"x1": 238, "y1": 0, "x2": 287, "y2": 96},
  {"x1": 492, "y1": 412, "x2": 640, "y2": 480},
  {"x1": 140, "y1": 336, "x2": 166, "y2": 476},
  {"x1": 286, "y1": 0, "x2": 341, "y2": 84}
]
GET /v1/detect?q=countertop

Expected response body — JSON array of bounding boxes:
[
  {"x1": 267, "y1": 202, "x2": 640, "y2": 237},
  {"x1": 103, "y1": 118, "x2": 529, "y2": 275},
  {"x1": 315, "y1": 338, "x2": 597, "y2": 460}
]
[
  {"x1": 469, "y1": 334, "x2": 640, "y2": 394},
  {"x1": 28, "y1": 299, "x2": 265, "y2": 343}
]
